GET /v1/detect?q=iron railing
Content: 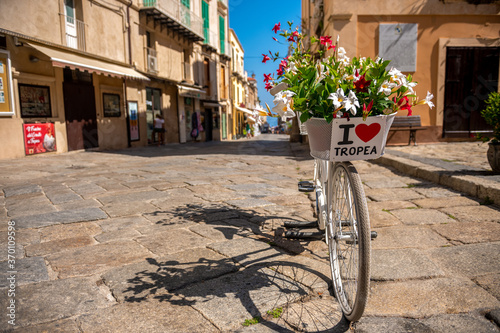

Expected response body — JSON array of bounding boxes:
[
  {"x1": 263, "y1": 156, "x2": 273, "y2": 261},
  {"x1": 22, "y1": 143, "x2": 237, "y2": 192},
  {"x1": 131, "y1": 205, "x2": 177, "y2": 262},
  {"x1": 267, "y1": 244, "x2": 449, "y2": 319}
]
[
  {"x1": 59, "y1": 13, "x2": 86, "y2": 51},
  {"x1": 142, "y1": 0, "x2": 203, "y2": 39}
]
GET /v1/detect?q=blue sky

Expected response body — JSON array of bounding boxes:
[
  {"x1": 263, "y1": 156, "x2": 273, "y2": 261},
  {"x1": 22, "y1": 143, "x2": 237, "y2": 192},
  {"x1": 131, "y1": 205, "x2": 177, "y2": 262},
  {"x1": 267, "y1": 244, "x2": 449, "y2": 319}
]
[{"x1": 228, "y1": 0, "x2": 302, "y2": 127}]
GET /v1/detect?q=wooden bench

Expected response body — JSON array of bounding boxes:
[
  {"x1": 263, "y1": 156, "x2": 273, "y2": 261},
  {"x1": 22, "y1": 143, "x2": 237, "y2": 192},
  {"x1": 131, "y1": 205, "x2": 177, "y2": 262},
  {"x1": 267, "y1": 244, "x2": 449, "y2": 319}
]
[{"x1": 389, "y1": 115, "x2": 427, "y2": 145}]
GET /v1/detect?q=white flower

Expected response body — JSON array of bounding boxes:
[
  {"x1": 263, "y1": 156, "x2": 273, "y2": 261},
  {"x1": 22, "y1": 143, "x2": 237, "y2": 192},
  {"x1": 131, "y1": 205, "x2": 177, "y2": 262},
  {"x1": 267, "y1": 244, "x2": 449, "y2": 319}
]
[
  {"x1": 344, "y1": 90, "x2": 360, "y2": 115},
  {"x1": 388, "y1": 67, "x2": 405, "y2": 84},
  {"x1": 274, "y1": 90, "x2": 295, "y2": 105},
  {"x1": 337, "y1": 47, "x2": 346, "y2": 58},
  {"x1": 286, "y1": 61, "x2": 297, "y2": 74},
  {"x1": 378, "y1": 80, "x2": 396, "y2": 95},
  {"x1": 404, "y1": 79, "x2": 417, "y2": 94},
  {"x1": 273, "y1": 91, "x2": 295, "y2": 121},
  {"x1": 424, "y1": 91, "x2": 434, "y2": 109},
  {"x1": 328, "y1": 88, "x2": 346, "y2": 110}
]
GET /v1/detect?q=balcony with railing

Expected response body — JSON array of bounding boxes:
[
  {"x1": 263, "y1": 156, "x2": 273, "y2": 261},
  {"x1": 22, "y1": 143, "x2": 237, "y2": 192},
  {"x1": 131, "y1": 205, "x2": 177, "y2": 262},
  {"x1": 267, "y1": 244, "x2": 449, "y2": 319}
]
[
  {"x1": 59, "y1": 13, "x2": 86, "y2": 51},
  {"x1": 202, "y1": 29, "x2": 218, "y2": 52},
  {"x1": 217, "y1": 0, "x2": 228, "y2": 9},
  {"x1": 141, "y1": 0, "x2": 204, "y2": 42}
]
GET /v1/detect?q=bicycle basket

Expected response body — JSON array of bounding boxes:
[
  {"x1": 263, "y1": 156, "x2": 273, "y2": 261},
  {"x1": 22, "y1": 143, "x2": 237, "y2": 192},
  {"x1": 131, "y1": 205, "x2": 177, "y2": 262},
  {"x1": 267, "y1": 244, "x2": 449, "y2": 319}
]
[
  {"x1": 305, "y1": 113, "x2": 396, "y2": 162},
  {"x1": 297, "y1": 112, "x2": 308, "y2": 135}
]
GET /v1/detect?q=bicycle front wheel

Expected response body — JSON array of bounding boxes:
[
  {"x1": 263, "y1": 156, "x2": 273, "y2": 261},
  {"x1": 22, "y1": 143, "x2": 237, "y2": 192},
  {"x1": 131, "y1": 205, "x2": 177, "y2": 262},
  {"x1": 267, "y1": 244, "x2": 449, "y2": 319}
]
[{"x1": 327, "y1": 162, "x2": 370, "y2": 322}]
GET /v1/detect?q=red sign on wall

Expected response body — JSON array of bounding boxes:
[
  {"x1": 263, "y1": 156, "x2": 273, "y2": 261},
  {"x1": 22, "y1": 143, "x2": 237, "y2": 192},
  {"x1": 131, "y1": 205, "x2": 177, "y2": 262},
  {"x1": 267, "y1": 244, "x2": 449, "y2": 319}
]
[{"x1": 23, "y1": 123, "x2": 57, "y2": 155}]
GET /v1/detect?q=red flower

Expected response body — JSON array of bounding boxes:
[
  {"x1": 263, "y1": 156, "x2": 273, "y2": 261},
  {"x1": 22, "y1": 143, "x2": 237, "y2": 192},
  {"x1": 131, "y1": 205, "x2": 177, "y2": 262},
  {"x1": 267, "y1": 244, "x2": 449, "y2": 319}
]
[
  {"x1": 320, "y1": 35, "x2": 335, "y2": 50},
  {"x1": 287, "y1": 31, "x2": 300, "y2": 42},
  {"x1": 272, "y1": 22, "x2": 281, "y2": 33},
  {"x1": 265, "y1": 82, "x2": 273, "y2": 91},
  {"x1": 277, "y1": 67, "x2": 284, "y2": 76},
  {"x1": 395, "y1": 96, "x2": 413, "y2": 116},
  {"x1": 272, "y1": 37, "x2": 278, "y2": 42},
  {"x1": 280, "y1": 59, "x2": 288, "y2": 68},
  {"x1": 262, "y1": 54, "x2": 271, "y2": 63},
  {"x1": 263, "y1": 73, "x2": 272, "y2": 83},
  {"x1": 354, "y1": 74, "x2": 371, "y2": 93}
]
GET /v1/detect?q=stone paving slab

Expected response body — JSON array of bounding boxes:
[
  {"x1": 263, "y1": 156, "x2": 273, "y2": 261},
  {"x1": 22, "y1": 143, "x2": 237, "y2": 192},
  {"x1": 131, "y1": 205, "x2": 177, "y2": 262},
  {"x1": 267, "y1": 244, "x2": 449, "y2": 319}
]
[
  {"x1": 425, "y1": 242, "x2": 500, "y2": 278},
  {"x1": 390, "y1": 208, "x2": 457, "y2": 225},
  {"x1": 2, "y1": 184, "x2": 43, "y2": 198},
  {"x1": 208, "y1": 237, "x2": 289, "y2": 268},
  {"x1": 0, "y1": 257, "x2": 49, "y2": 287},
  {"x1": 46, "y1": 240, "x2": 152, "y2": 278},
  {"x1": 13, "y1": 207, "x2": 108, "y2": 229},
  {"x1": 102, "y1": 247, "x2": 238, "y2": 303},
  {"x1": 356, "y1": 313, "x2": 500, "y2": 333},
  {"x1": 25, "y1": 235, "x2": 96, "y2": 257},
  {"x1": 432, "y1": 221, "x2": 500, "y2": 244},
  {"x1": 475, "y1": 273, "x2": 500, "y2": 300},
  {"x1": 11, "y1": 318, "x2": 81, "y2": 333},
  {"x1": 366, "y1": 277, "x2": 500, "y2": 318},
  {"x1": 411, "y1": 195, "x2": 480, "y2": 209},
  {"x1": 100, "y1": 201, "x2": 159, "y2": 218},
  {"x1": 371, "y1": 248, "x2": 445, "y2": 281},
  {"x1": 0, "y1": 276, "x2": 115, "y2": 328},
  {"x1": 175, "y1": 265, "x2": 308, "y2": 331},
  {"x1": 440, "y1": 205, "x2": 500, "y2": 223},
  {"x1": 371, "y1": 225, "x2": 450, "y2": 249},
  {"x1": 135, "y1": 228, "x2": 213, "y2": 256},
  {"x1": 77, "y1": 298, "x2": 218, "y2": 333},
  {"x1": 364, "y1": 188, "x2": 425, "y2": 201}
]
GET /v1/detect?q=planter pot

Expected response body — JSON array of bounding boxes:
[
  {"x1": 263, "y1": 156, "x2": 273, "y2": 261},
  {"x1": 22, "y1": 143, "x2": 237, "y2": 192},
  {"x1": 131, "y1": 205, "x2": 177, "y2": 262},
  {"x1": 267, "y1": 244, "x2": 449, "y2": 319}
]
[
  {"x1": 487, "y1": 142, "x2": 500, "y2": 173},
  {"x1": 304, "y1": 113, "x2": 396, "y2": 162}
]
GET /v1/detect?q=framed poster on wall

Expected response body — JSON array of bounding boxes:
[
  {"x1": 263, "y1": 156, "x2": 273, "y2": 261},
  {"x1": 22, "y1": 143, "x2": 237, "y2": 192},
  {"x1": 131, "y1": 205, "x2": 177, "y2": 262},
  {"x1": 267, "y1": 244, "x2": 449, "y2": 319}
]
[
  {"x1": 127, "y1": 101, "x2": 140, "y2": 141},
  {"x1": 0, "y1": 50, "x2": 15, "y2": 116},
  {"x1": 103, "y1": 93, "x2": 121, "y2": 117},
  {"x1": 23, "y1": 122, "x2": 57, "y2": 155},
  {"x1": 19, "y1": 84, "x2": 52, "y2": 118}
]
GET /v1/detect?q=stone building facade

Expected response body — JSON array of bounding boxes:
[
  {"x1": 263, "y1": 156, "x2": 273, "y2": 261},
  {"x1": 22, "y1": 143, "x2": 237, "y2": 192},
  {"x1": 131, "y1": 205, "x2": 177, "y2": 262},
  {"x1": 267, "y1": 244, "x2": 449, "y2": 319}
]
[
  {"x1": 0, "y1": 0, "x2": 232, "y2": 159},
  {"x1": 302, "y1": 0, "x2": 500, "y2": 144}
]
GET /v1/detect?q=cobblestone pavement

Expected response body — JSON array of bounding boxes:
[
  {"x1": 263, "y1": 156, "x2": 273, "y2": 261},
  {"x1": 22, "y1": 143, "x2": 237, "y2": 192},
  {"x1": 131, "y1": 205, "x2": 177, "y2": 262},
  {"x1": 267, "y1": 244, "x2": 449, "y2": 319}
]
[{"x1": 0, "y1": 134, "x2": 499, "y2": 332}]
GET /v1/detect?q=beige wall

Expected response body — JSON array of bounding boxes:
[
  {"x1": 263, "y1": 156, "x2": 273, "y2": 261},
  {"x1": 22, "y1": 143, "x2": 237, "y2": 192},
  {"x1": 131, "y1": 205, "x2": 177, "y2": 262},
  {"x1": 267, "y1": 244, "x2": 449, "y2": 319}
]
[{"x1": 303, "y1": 0, "x2": 500, "y2": 143}]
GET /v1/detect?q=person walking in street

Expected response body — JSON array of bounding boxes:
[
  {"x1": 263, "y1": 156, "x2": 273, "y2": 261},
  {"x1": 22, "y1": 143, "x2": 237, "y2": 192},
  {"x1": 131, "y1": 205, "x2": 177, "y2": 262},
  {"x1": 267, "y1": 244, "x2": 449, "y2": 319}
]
[{"x1": 153, "y1": 113, "x2": 165, "y2": 146}]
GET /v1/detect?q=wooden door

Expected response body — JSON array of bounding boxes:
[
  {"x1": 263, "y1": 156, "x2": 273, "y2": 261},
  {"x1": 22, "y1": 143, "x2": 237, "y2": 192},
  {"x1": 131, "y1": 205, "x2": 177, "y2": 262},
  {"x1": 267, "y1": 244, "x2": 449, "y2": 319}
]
[
  {"x1": 443, "y1": 47, "x2": 499, "y2": 137},
  {"x1": 63, "y1": 78, "x2": 98, "y2": 151}
]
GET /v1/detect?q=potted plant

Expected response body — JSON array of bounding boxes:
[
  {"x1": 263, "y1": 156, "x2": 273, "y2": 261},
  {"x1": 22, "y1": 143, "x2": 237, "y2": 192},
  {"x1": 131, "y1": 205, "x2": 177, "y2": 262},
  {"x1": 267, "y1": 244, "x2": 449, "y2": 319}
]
[
  {"x1": 480, "y1": 91, "x2": 500, "y2": 172},
  {"x1": 261, "y1": 22, "x2": 434, "y2": 161}
]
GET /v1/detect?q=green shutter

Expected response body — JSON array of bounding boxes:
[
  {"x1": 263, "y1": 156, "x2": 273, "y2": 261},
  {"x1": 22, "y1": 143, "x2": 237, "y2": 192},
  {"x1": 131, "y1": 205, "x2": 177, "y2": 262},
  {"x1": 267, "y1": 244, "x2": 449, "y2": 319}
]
[
  {"x1": 219, "y1": 16, "x2": 225, "y2": 54},
  {"x1": 181, "y1": 0, "x2": 190, "y2": 8},
  {"x1": 202, "y1": 1, "x2": 209, "y2": 43}
]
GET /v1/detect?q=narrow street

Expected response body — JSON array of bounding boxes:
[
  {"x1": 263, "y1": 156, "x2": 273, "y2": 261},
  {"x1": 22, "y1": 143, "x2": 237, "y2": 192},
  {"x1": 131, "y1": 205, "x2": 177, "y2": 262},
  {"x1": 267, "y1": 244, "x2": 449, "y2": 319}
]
[{"x1": 1, "y1": 134, "x2": 499, "y2": 332}]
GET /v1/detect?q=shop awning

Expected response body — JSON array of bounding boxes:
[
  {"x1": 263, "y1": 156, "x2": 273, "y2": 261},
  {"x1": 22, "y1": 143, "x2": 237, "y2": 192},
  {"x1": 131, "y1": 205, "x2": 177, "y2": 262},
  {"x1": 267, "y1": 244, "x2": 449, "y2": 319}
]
[
  {"x1": 177, "y1": 84, "x2": 206, "y2": 98},
  {"x1": 236, "y1": 105, "x2": 254, "y2": 115},
  {"x1": 203, "y1": 101, "x2": 223, "y2": 108},
  {"x1": 27, "y1": 43, "x2": 149, "y2": 80}
]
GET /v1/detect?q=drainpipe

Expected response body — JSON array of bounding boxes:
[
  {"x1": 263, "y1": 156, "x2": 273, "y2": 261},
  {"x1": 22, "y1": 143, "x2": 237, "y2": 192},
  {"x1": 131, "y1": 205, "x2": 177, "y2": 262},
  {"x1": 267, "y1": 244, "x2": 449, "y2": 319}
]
[
  {"x1": 127, "y1": 0, "x2": 133, "y2": 66},
  {"x1": 125, "y1": 1, "x2": 133, "y2": 148}
]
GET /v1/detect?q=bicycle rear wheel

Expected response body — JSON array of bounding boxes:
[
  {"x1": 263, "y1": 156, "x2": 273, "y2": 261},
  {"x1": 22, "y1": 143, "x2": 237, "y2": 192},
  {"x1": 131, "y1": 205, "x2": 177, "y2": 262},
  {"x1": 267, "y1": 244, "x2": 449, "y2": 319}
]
[{"x1": 327, "y1": 162, "x2": 370, "y2": 322}]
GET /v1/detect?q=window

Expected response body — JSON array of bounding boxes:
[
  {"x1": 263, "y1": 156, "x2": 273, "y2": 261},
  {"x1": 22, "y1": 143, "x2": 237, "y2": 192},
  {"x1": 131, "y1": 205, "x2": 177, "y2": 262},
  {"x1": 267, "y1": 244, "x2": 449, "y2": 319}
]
[
  {"x1": 219, "y1": 15, "x2": 225, "y2": 54},
  {"x1": 181, "y1": 0, "x2": 190, "y2": 8},
  {"x1": 202, "y1": 1, "x2": 209, "y2": 44},
  {"x1": 64, "y1": 0, "x2": 77, "y2": 49}
]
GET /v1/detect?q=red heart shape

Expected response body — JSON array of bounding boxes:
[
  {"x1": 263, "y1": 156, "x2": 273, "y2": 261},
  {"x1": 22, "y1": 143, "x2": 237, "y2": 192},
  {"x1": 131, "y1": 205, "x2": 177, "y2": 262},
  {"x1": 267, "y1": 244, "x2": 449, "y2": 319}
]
[{"x1": 355, "y1": 123, "x2": 381, "y2": 143}]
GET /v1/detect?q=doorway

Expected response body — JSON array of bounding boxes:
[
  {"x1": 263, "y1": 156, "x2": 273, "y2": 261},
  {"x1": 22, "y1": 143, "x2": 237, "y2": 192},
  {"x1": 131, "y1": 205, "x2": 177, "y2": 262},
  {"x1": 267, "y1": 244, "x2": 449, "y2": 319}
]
[
  {"x1": 443, "y1": 47, "x2": 499, "y2": 138},
  {"x1": 204, "y1": 108, "x2": 213, "y2": 141},
  {"x1": 63, "y1": 68, "x2": 98, "y2": 151},
  {"x1": 146, "y1": 87, "x2": 161, "y2": 144}
]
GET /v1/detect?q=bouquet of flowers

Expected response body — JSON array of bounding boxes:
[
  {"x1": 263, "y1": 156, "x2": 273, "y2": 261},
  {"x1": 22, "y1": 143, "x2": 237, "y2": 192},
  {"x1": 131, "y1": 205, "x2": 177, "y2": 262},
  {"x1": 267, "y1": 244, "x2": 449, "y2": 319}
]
[{"x1": 263, "y1": 22, "x2": 434, "y2": 123}]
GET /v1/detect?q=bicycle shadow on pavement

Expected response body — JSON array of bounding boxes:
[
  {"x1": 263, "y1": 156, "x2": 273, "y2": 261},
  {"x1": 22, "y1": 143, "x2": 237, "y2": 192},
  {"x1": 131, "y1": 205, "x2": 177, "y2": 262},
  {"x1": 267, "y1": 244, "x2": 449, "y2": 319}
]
[{"x1": 102, "y1": 203, "x2": 351, "y2": 332}]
